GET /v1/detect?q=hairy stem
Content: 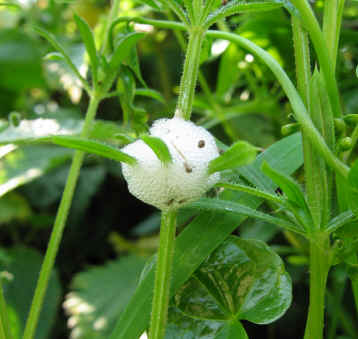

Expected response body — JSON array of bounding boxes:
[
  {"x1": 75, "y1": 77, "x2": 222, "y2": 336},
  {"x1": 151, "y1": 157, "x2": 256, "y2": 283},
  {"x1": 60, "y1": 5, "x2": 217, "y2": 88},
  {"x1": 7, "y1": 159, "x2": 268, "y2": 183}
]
[
  {"x1": 323, "y1": 0, "x2": 346, "y2": 71},
  {"x1": 149, "y1": 210, "x2": 177, "y2": 339},
  {"x1": 291, "y1": 0, "x2": 342, "y2": 118},
  {"x1": 304, "y1": 233, "x2": 331, "y2": 339},
  {"x1": 22, "y1": 95, "x2": 100, "y2": 339},
  {"x1": 175, "y1": 27, "x2": 206, "y2": 120}
]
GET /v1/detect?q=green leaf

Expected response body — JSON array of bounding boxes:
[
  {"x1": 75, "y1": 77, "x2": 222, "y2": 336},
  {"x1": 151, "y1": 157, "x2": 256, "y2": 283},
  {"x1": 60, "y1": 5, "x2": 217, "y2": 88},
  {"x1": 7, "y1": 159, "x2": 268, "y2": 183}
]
[
  {"x1": 141, "y1": 135, "x2": 172, "y2": 165},
  {"x1": 0, "y1": 115, "x2": 130, "y2": 146},
  {"x1": 215, "y1": 321, "x2": 248, "y2": 339},
  {"x1": 1, "y1": 247, "x2": 61, "y2": 339},
  {"x1": 0, "y1": 192, "x2": 31, "y2": 224},
  {"x1": 33, "y1": 26, "x2": 89, "y2": 89},
  {"x1": 216, "y1": 43, "x2": 243, "y2": 99},
  {"x1": 0, "y1": 145, "x2": 73, "y2": 198},
  {"x1": 43, "y1": 52, "x2": 65, "y2": 61},
  {"x1": 0, "y1": 29, "x2": 44, "y2": 91},
  {"x1": 186, "y1": 198, "x2": 303, "y2": 234},
  {"x1": 208, "y1": 141, "x2": 257, "y2": 174},
  {"x1": 204, "y1": 1, "x2": 283, "y2": 29},
  {"x1": 135, "y1": 88, "x2": 166, "y2": 104},
  {"x1": 50, "y1": 136, "x2": 137, "y2": 165},
  {"x1": 109, "y1": 134, "x2": 303, "y2": 339},
  {"x1": 325, "y1": 211, "x2": 356, "y2": 233},
  {"x1": 74, "y1": 14, "x2": 99, "y2": 80},
  {"x1": 238, "y1": 133, "x2": 303, "y2": 193},
  {"x1": 0, "y1": 118, "x2": 83, "y2": 145},
  {"x1": 174, "y1": 237, "x2": 291, "y2": 324},
  {"x1": 109, "y1": 33, "x2": 145, "y2": 72},
  {"x1": 64, "y1": 255, "x2": 146, "y2": 339},
  {"x1": 348, "y1": 160, "x2": 358, "y2": 216},
  {"x1": 261, "y1": 160, "x2": 307, "y2": 209},
  {"x1": 166, "y1": 306, "x2": 225, "y2": 339}
]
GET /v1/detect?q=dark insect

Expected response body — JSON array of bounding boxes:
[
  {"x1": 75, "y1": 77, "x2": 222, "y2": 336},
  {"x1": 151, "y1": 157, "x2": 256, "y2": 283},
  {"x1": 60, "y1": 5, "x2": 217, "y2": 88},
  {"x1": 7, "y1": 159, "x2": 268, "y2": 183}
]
[
  {"x1": 198, "y1": 140, "x2": 205, "y2": 148},
  {"x1": 222, "y1": 0, "x2": 228, "y2": 5},
  {"x1": 275, "y1": 187, "x2": 283, "y2": 195},
  {"x1": 184, "y1": 162, "x2": 193, "y2": 173}
]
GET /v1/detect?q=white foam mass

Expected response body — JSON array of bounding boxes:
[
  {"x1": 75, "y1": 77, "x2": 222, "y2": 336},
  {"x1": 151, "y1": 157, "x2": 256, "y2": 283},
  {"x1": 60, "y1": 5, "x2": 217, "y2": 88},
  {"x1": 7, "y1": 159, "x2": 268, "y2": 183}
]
[{"x1": 121, "y1": 117, "x2": 220, "y2": 210}]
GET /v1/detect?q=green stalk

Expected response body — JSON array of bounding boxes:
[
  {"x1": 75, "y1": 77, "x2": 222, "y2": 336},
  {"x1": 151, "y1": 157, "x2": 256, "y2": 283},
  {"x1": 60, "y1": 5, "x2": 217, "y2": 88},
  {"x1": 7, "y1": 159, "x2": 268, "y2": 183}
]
[
  {"x1": 167, "y1": 10, "x2": 237, "y2": 140},
  {"x1": 323, "y1": 0, "x2": 346, "y2": 71},
  {"x1": 149, "y1": 210, "x2": 177, "y2": 339},
  {"x1": 291, "y1": 0, "x2": 342, "y2": 118},
  {"x1": 101, "y1": 0, "x2": 121, "y2": 54},
  {"x1": 304, "y1": 233, "x2": 331, "y2": 339},
  {"x1": 0, "y1": 278, "x2": 12, "y2": 339},
  {"x1": 22, "y1": 94, "x2": 100, "y2": 339},
  {"x1": 175, "y1": 27, "x2": 206, "y2": 120}
]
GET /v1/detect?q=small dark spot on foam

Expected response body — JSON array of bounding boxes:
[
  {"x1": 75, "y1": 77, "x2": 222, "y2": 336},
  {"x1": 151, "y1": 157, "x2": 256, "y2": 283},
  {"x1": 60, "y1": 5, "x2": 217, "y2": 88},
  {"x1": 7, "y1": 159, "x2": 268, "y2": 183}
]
[
  {"x1": 167, "y1": 199, "x2": 175, "y2": 206},
  {"x1": 198, "y1": 140, "x2": 205, "y2": 148}
]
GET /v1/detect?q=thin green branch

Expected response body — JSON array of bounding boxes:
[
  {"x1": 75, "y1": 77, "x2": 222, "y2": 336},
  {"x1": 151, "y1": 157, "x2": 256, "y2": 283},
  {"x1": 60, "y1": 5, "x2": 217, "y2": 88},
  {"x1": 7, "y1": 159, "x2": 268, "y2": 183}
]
[
  {"x1": 101, "y1": 0, "x2": 121, "y2": 54},
  {"x1": 108, "y1": 17, "x2": 186, "y2": 52},
  {"x1": 206, "y1": 29, "x2": 349, "y2": 179},
  {"x1": 216, "y1": 181, "x2": 284, "y2": 205},
  {"x1": 149, "y1": 210, "x2": 177, "y2": 339},
  {"x1": 175, "y1": 27, "x2": 206, "y2": 120},
  {"x1": 323, "y1": 0, "x2": 346, "y2": 71},
  {"x1": 291, "y1": 0, "x2": 342, "y2": 118},
  {"x1": 22, "y1": 95, "x2": 101, "y2": 339}
]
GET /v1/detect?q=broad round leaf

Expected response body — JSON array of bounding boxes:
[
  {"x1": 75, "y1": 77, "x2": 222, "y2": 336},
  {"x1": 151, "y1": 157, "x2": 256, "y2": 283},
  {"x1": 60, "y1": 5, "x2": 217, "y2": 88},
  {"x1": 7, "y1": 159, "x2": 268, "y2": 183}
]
[
  {"x1": 64, "y1": 255, "x2": 146, "y2": 339},
  {"x1": 174, "y1": 237, "x2": 292, "y2": 324}
]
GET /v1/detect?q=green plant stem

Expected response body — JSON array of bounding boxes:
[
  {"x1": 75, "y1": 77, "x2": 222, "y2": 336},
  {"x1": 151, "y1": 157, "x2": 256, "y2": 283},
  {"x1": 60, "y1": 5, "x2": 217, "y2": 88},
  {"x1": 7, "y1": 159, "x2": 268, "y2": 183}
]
[
  {"x1": 0, "y1": 278, "x2": 12, "y2": 339},
  {"x1": 304, "y1": 233, "x2": 331, "y2": 339},
  {"x1": 206, "y1": 30, "x2": 349, "y2": 179},
  {"x1": 167, "y1": 10, "x2": 237, "y2": 140},
  {"x1": 323, "y1": 0, "x2": 346, "y2": 70},
  {"x1": 291, "y1": 0, "x2": 342, "y2": 118},
  {"x1": 101, "y1": 0, "x2": 121, "y2": 54},
  {"x1": 22, "y1": 94, "x2": 100, "y2": 339},
  {"x1": 149, "y1": 210, "x2": 177, "y2": 339},
  {"x1": 175, "y1": 27, "x2": 206, "y2": 120}
]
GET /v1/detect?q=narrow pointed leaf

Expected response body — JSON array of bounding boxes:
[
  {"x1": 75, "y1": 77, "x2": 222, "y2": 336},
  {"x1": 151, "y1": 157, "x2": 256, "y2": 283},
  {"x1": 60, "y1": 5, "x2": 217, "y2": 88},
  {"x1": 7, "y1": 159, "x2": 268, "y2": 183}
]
[
  {"x1": 109, "y1": 33, "x2": 145, "y2": 72},
  {"x1": 135, "y1": 88, "x2": 166, "y2": 104},
  {"x1": 325, "y1": 211, "x2": 356, "y2": 233},
  {"x1": 261, "y1": 161, "x2": 307, "y2": 210},
  {"x1": 208, "y1": 141, "x2": 257, "y2": 174},
  {"x1": 187, "y1": 198, "x2": 304, "y2": 234},
  {"x1": 216, "y1": 182, "x2": 284, "y2": 205},
  {"x1": 50, "y1": 136, "x2": 137, "y2": 165},
  {"x1": 74, "y1": 14, "x2": 99, "y2": 79},
  {"x1": 141, "y1": 135, "x2": 172, "y2": 164},
  {"x1": 204, "y1": 2, "x2": 283, "y2": 29},
  {"x1": 33, "y1": 26, "x2": 88, "y2": 90}
]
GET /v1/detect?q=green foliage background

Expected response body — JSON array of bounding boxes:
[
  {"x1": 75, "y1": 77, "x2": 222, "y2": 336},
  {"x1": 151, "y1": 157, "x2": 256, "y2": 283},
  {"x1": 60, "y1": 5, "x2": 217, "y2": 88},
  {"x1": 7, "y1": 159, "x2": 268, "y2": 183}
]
[{"x1": 0, "y1": 0, "x2": 357, "y2": 338}]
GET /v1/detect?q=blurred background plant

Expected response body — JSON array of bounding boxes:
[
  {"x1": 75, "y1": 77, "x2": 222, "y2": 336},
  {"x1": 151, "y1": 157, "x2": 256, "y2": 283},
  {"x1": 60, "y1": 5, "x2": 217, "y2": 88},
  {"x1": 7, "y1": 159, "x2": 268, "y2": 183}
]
[{"x1": 0, "y1": 0, "x2": 357, "y2": 338}]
